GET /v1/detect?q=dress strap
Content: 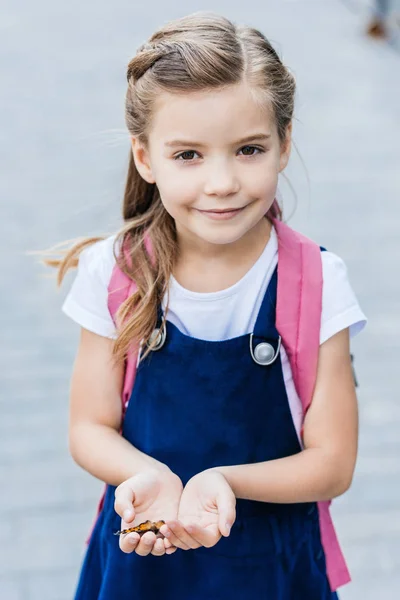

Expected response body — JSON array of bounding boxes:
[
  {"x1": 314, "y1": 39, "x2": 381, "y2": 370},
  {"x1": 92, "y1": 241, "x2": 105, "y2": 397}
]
[
  {"x1": 252, "y1": 267, "x2": 279, "y2": 340},
  {"x1": 146, "y1": 305, "x2": 166, "y2": 352},
  {"x1": 250, "y1": 268, "x2": 281, "y2": 367}
]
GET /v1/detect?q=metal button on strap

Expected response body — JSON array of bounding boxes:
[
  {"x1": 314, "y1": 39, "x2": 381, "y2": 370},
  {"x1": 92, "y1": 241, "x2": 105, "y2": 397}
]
[
  {"x1": 254, "y1": 343, "x2": 275, "y2": 365},
  {"x1": 249, "y1": 334, "x2": 281, "y2": 366},
  {"x1": 148, "y1": 325, "x2": 166, "y2": 351}
]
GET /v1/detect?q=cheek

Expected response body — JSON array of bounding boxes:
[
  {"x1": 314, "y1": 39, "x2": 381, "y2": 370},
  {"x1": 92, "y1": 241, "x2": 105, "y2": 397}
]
[
  {"x1": 244, "y1": 169, "x2": 278, "y2": 202},
  {"x1": 155, "y1": 169, "x2": 198, "y2": 217}
]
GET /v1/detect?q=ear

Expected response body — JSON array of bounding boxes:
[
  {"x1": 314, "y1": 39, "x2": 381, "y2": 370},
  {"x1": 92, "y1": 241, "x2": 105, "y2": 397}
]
[
  {"x1": 279, "y1": 122, "x2": 292, "y2": 172},
  {"x1": 131, "y1": 137, "x2": 155, "y2": 184}
]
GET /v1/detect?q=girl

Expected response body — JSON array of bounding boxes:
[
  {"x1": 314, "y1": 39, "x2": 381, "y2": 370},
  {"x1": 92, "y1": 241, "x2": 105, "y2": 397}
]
[{"x1": 55, "y1": 12, "x2": 366, "y2": 600}]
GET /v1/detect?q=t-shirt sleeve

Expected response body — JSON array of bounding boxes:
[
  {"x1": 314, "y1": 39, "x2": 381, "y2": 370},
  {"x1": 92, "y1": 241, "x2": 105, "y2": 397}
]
[
  {"x1": 61, "y1": 236, "x2": 117, "y2": 338},
  {"x1": 320, "y1": 251, "x2": 367, "y2": 345}
]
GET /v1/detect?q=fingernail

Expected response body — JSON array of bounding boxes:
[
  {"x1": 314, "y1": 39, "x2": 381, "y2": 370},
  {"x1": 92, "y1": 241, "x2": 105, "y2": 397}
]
[
  {"x1": 225, "y1": 524, "x2": 231, "y2": 534},
  {"x1": 123, "y1": 510, "x2": 133, "y2": 521},
  {"x1": 129, "y1": 536, "x2": 137, "y2": 545},
  {"x1": 163, "y1": 530, "x2": 170, "y2": 538}
]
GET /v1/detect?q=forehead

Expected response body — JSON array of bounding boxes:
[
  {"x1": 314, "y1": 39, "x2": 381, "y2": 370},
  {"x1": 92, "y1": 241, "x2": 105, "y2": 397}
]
[{"x1": 148, "y1": 82, "x2": 275, "y2": 146}]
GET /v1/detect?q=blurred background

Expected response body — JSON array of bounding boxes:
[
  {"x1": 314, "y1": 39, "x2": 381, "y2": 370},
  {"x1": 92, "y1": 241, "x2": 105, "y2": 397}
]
[{"x1": 1, "y1": 0, "x2": 399, "y2": 598}]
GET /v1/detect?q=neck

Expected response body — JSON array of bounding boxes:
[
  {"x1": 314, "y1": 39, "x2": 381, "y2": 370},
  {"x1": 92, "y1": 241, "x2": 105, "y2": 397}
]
[{"x1": 172, "y1": 217, "x2": 272, "y2": 293}]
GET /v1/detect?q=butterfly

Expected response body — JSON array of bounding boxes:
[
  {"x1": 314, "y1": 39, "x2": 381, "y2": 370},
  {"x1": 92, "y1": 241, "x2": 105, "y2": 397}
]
[{"x1": 114, "y1": 520, "x2": 166, "y2": 536}]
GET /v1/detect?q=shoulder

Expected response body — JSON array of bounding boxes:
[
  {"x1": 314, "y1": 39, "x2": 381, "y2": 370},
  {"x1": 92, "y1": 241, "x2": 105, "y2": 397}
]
[
  {"x1": 320, "y1": 250, "x2": 367, "y2": 343},
  {"x1": 61, "y1": 234, "x2": 120, "y2": 338},
  {"x1": 78, "y1": 235, "x2": 118, "y2": 286},
  {"x1": 272, "y1": 221, "x2": 366, "y2": 343},
  {"x1": 320, "y1": 250, "x2": 355, "y2": 296},
  {"x1": 321, "y1": 250, "x2": 350, "y2": 289}
]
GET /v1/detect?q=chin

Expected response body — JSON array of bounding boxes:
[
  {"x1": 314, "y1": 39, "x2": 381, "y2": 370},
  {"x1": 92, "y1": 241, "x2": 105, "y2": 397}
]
[{"x1": 195, "y1": 226, "x2": 252, "y2": 246}]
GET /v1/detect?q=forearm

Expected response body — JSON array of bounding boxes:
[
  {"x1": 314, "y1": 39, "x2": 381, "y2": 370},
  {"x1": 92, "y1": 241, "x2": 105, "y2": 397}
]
[
  {"x1": 214, "y1": 448, "x2": 353, "y2": 504},
  {"x1": 69, "y1": 422, "x2": 171, "y2": 487}
]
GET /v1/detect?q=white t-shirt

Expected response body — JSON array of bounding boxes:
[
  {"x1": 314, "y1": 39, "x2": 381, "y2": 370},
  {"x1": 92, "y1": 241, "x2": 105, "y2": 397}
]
[{"x1": 62, "y1": 226, "x2": 366, "y2": 438}]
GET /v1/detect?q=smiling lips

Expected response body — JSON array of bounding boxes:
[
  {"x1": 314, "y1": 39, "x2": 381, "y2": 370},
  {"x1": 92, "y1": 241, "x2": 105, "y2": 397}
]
[{"x1": 195, "y1": 206, "x2": 247, "y2": 220}]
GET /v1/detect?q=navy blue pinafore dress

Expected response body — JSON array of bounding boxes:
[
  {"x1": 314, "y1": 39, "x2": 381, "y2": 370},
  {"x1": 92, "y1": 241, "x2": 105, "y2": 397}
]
[{"x1": 74, "y1": 269, "x2": 338, "y2": 599}]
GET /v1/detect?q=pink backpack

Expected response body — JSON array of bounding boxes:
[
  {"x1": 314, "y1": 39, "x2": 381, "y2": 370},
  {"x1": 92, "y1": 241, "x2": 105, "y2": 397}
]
[{"x1": 101, "y1": 218, "x2": 350, "y2": 592}]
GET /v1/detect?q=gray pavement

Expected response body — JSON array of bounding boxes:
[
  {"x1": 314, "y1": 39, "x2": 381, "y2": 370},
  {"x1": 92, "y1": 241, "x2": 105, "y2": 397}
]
[{"x1": 1, "y1": 0, "x2": 399, "y2": 598}]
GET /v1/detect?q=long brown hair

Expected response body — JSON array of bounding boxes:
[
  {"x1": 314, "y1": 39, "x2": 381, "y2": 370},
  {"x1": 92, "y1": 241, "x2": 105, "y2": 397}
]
[{"x1": 50, "y1": 12, "x2": 296, "y2": 362}]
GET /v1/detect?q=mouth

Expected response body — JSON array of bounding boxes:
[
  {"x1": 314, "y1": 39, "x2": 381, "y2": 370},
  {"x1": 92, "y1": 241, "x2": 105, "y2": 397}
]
[{"x1": 194, "y1": 205, "x2": 247, "y2": 221}]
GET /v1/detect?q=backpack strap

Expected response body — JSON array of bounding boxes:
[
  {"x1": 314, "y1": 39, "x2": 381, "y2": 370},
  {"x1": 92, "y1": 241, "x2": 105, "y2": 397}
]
[
  {"x1": 107, "y1": 267, "x2": 138, "y2": 416},
  {"x1": 273, "y1": 218, "x2": 350, "y2": 591},
  {"x1": 107, "y1": 233, "x2": 154, "y2": 414},
  {"x1": 273, "y1": 218, "x2": 322, "y2": 416}
]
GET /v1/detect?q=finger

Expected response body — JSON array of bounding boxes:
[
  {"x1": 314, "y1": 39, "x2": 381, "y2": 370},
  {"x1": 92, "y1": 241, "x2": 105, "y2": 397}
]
[
  {"x1": 119, "y1": 532, "x2": 140, "y2": 554},
  {"x1": 135, "y1": 531, "x2": 157, "y2": 557},
  {"x1": 151, "y1": 537, "x2": 166, "y2": 557},
  {"x1": 163, "y1": 537, "x2": 174, "y2": 549},
  {"x1": 162, "y1": 538, "x2": 179, "y2": 555},
  {"x1": 217, "y1": 490, "x2": 236, "y2": 537},
  {"x1": 160, "y1": 524, "x2": 189, "y2": 550},
  {"x1": 162, "y1": 537, "x2": 178, "y2": 554},
  {"x1": 161, "y1": 522, "x2": 196, "y2": 550},
  {"x1": 114, "y1": 484, "x2": 135, "y2": 523},
  {"x1": 184, "y1": 523, "x2": 219, "y2": 548},
  {"x1": 168, "y1": 521, "x2": 201, "y2": 549}
]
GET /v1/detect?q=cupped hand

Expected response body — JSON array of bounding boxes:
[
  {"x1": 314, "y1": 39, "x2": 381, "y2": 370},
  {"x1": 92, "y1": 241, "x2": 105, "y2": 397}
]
[
  {"x1": 114, "y1": 469, "x2": 183, "y2": 557},
  {"x1": 160, "y1": 470, "x2": 236, "y2": 551}
]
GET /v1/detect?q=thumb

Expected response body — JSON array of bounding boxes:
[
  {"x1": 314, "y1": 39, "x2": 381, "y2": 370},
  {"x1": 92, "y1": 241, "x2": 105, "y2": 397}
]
[
  {"x1": 114, "y1": 482, "x2": 136, "y2": 523},
  {"x1": 216, "y1": 486, "x2": 236, "y2": 537}
]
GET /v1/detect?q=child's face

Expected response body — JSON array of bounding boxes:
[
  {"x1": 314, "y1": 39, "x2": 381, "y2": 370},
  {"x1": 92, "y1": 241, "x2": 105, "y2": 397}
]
[{"x1": 132, "y1": 81, "x2": 291, "y2": 247}]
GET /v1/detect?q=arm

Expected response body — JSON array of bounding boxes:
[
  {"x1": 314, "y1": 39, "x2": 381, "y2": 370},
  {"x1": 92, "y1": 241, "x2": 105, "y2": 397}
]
[
  {"x1": 214, "y1": 328, "x2": 358, "y2": 503},
  {"x1": 69, "y1": 328, "x2": 171, "y2": 487}
]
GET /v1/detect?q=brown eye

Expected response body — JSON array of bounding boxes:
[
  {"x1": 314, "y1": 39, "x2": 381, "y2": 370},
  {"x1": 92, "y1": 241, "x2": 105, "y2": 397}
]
[
  {"x1": 240, "y1": 145, "x2": 260, "y2": 156},
  {"x1": 175, "y1": 150, "x2": 197, "y2": 161}
]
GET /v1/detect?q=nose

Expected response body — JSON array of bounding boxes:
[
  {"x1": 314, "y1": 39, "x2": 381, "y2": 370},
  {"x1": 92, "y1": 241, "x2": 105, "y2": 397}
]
[{"x1": 203, "y1": 160, "x2": 240, "y2": 198}]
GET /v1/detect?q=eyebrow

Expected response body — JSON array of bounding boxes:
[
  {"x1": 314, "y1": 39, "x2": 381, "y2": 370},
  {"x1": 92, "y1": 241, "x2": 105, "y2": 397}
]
[{"x1": 164, "y1": 133, "x2": 272, "y2": 148}]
